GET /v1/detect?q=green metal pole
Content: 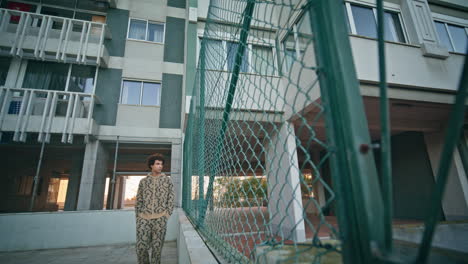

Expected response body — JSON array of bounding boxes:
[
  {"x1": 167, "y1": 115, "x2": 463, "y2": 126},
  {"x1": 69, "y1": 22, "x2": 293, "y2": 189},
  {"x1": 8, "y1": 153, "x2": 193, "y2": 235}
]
[
  {"x1": 457, "y1": 133, "x2": 468, "y2": 182},
  {"x1": 377, "y1": 0, "x2": 393, "y2": 254},
  {"x1": 200, "y1": 0, "x2": 256, "y2": 224},
  {"x1": 307, "y1": 0, "x2": 386, "y2": 262},
  {"x1": 416, "y1": 57, "x2": 468, "y2": 264},
  {"x1": 197, "y1": 41, "x2": 207, "y2": 226}
]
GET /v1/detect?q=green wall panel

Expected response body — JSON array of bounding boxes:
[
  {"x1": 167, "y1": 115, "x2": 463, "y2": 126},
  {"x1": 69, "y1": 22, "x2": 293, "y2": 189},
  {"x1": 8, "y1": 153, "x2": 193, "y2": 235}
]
[
  {"x1": 160, "y1": 73, "x2": 183, "y2": 129},
  {"x1": 164, "y1": 17, "x2": 185, "y2": 64},
  {"x1": 104, "y1": 9, "x2": 129, "y2": 57},
  {"x1": 93, "y1": 68, "x2": 122, "y2": 125},
  {"x1": 186, "y1": 23, "x2": 197, "y2": 95},
  {"x1": 389, "y1": 132, "x2": 443, "y2": 221},
  {"x1": 168, "y1": 0, "x2": 186, "y2": 9}
]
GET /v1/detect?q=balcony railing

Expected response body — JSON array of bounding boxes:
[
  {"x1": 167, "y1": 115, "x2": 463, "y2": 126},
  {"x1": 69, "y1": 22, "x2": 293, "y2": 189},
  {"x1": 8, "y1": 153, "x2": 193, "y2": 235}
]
[
  {"x1": 0, "y1": 87, "x2": 100, "y2": 143},
  {"x1": 0, "y1": 8, "x2": 109, "y2": 66}
]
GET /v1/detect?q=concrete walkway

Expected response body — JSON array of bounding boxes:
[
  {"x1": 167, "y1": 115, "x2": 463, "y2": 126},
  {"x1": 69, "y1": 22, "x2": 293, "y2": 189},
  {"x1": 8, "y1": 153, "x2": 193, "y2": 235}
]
[{"x1": 0, "y1": 242, "x2": 177, "y2": 264}]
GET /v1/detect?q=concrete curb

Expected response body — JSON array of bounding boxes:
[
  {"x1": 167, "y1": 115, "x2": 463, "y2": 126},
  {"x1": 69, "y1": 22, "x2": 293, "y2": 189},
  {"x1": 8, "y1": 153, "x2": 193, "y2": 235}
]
[{"x1": 177, "y1": 209, "x2": 218, "y2": 264}]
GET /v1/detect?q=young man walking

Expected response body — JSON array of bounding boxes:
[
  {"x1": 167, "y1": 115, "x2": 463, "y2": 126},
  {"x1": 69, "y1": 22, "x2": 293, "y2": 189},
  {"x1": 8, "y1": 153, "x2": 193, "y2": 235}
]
[{"x1": 135, "y1": 153, "x2": 175, "y2": 264}]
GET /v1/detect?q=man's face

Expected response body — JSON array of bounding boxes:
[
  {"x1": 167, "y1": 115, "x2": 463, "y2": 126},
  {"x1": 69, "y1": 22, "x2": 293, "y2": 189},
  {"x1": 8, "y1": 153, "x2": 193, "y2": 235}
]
[{"x1": 151, "y1": 160, "x2": 164, "y2": 173}]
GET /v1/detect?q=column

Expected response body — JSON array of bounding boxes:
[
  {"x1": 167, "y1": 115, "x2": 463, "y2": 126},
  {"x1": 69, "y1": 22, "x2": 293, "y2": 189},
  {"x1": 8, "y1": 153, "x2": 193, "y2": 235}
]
[
  {"x1": 265, "y1": 122, "x2": 306, "y2": 242},
  {"x1": 76, "y1": 140, "x2": 109, "y2": 210},
  {"x1": 64, "y1": 152, "x2": 83, "y2": 211},
  {"x1": 424, "y1": 131, "x2": 468, "y2": 220}
]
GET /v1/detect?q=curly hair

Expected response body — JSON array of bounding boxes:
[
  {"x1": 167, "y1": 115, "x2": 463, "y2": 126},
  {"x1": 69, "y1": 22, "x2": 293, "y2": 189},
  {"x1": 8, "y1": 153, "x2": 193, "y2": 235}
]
[{"x1": 146, "y1": 153, "x2": 165, "y2": 169}]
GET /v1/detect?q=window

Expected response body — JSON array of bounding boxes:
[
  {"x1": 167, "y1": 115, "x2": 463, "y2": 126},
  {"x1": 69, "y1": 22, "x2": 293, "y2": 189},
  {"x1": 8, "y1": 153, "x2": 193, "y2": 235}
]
[
  {"x1": 201, "y1": 38, "x2": 275, "y2": 74},
  {"x1": 0, "y1": 57, "x2": 11, "y2": 86},
  {"x1": 226, "y1": 41, "x2": 248, "y2": 72},
  {"x1": 204, "y1": 39, "x2": 224, "y2": 70},
  {"x1": 281, "y1": 11, "x2": 313, "y2": 72},
  {"x1": 282, "y1": 33, "x2": 296, "y2": 72},
  {"x1": 345, "y1": 3, "x2": 406, "y2": 43},
  {"x1": 120, "y1": 80, "x2": 161, "y2": 106},
  {"x1": 435, "y1": 21, "x2": 467, "y2": 54},
  {"x1": 23, "y1": 61, "x2": 96, "y2": 93},
  {"x1": 68, "y1": 65, "x2": 96, "y2": 93},
  {"x1": 252, "y1": 45, "x2": 275, "y2": 75},
  {"x1": 128, "y1": 18, "x2": 165, "y2": 43}
]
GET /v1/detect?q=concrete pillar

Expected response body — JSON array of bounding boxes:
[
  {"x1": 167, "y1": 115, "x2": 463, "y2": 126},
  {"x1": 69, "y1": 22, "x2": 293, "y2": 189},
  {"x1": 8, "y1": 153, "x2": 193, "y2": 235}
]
[
  {"x1": 401, "y1": 0, "x2": 449, "y2": 58},
  {"x1": 424, "y1": 131, "x2": 468, "y2": 220},
  {"x1": 171, "y1": 143, "x2": 182, "y2": 207},
  {"x1": 76, "y1": 140, "x2": 109, "y2": 210},
  {"x1": 64, "y1": 153, "x2": 83, "y2": 211},
  {"x1": 265, "y1": 122, "x2": 306, "y2": 242}
]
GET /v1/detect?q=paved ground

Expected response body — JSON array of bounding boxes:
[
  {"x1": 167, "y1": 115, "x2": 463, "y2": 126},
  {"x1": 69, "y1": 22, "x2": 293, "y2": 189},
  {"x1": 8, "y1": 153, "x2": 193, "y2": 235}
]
[{"x1": 0, "y1": 242, "x2": 177, "y2": 264}]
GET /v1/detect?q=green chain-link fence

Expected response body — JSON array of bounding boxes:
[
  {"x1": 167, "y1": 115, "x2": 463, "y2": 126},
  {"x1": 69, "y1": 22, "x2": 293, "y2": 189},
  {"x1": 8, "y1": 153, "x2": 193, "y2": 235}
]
[{"x1": 182, "y1": 0, "x2": 468, "y2": 263}]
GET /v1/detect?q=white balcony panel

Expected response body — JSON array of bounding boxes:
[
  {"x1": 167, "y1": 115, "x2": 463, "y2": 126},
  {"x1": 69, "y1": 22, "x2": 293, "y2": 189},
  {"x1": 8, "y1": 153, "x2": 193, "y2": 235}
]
[
  {"x1": 0, "y1": 87, "x2": 100, "y2": 143},
  {"x1": 0, "y1": 9, "x2": 109, "y2": 67}
]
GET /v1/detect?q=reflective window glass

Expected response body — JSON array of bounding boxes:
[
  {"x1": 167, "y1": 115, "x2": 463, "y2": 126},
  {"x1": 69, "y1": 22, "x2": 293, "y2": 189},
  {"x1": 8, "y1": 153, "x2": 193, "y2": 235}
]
[
  {"x1": 227, "y1": 42, "x2": 248, "y2": 72},
  {"x1": 435, "y1": 21, "x2": 453, "y2": 52},
  {"x1": 204, "y1": 39, "x2": 224, "y2": 70},
  {"x1": 148, "y1": 22, "x2": 164, "y2": 43},
  {"x1": 23, "y1": 61, "x2": 68, "y2": 91},
  {"x1": 384, "y1": 12, "x2": 405, "y2": 42},
  {"x1": 252, "y1": 45, "x2": 274, "y2": 75},
  {"x1": 448, "y1": 24, "x2": 467, "y2": 53},
  {"x1": 351, "y1": 5, "x2": 377, "y2": 38},
  {"x1": 0, "y1": 57, "x2": 11, "y2": 86},
  {"x1": 142, "y1": 82, "x2": 161, "y2": 106},
  {"x1": 128, "y1": 19, "x2": 147, "y2": 40},
  {"x1": 121, "y1": 81, "x2": 141, "y2": 105},
  {"x1": 68, "y1": 65, "x2": 95, "y2": 93}
]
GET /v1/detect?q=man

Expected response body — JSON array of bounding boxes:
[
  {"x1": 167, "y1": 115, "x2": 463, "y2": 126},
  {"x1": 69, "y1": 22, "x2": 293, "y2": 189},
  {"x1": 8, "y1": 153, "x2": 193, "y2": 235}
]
[{"x1": 135, "y1": 153, "x2": 175, "y2": 264}]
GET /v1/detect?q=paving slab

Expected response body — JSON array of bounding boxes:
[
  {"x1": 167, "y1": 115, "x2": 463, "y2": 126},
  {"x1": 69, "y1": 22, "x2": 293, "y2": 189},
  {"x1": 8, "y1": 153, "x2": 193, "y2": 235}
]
[{"x1": 0, "y1": 242, "x2": 177, "y2": 264}]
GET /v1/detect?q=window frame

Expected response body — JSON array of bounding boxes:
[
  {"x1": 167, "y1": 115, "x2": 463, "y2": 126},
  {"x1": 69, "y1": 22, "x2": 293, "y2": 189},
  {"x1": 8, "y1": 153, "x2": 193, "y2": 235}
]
[
  {"x1": 432, "y1": 13, "x2": 468, "y2": 54},
  {"x1": 197, "y1": 36, "x2": 277, "y2": 76},
  {"x1": 127, "y1": 18, "x2": 165, "y2": 44},
  {"x1": 119, "y1": 79, "x2": 162, "y2": 106},
  {"x1": 345, "y1": 2, "x2": 408, "y2": 44},
  {"x1": 17, "y1": 60, "x2": 97, "y2": 93},
  {"x1": 280, "y1": 10, "x2": 313, "y2": 73}
]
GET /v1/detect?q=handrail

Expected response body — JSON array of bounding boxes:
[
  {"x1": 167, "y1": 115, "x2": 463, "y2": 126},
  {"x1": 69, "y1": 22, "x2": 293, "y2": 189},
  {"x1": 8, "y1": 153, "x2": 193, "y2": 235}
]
[
  {"x1": 0, "y1": 8, "x2": 108, "y2": 66},
  {"x1": 0, "y1": 87, "x2": 99, "y2": 143}
]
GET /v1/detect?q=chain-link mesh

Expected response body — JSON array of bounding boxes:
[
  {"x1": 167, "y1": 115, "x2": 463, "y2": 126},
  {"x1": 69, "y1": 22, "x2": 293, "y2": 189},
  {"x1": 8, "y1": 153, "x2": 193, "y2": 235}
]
[{"x1": 183, "y1": 0, "x2": 344, "y2": 262}]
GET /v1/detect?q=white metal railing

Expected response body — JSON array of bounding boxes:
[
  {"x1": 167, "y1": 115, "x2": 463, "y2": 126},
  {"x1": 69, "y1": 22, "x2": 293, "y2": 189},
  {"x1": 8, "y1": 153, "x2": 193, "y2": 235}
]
[
  {"x1": 0, "y1": 87, "x2": 99, "y2": 143},
  {"x1": 0, "y1": 8, "x2": 107, "y2": 65}
]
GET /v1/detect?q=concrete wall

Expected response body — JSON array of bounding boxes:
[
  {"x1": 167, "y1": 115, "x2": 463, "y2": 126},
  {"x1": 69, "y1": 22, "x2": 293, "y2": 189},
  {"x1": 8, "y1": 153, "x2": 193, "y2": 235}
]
[
  {"x1": 0, "y1": 210, "x2": 178, "y2": 252},
  {"x1": 393, "y1": 222, "x2": 468, "y2": 253},
  {"x1": 177, "y1": 209, "x2": 218, "y2": 264},
  {"x1": 391, "y1": 132, "x2": 440, "y2": 220},
  {"x1": 116, "y1": 105, "x2": 161, "y2": 128},
  {"x1": 350, "y1": 36, "x2": 465, "y2": 91},
  {"x1": 425, "y1": 131, "x2": 468, "y2": 220}
]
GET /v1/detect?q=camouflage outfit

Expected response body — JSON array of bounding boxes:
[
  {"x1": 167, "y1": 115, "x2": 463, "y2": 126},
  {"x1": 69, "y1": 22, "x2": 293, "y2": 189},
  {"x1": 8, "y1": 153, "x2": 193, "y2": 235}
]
[{"x1": 135, "y1": 174, "x2": 175, "y2": 264}]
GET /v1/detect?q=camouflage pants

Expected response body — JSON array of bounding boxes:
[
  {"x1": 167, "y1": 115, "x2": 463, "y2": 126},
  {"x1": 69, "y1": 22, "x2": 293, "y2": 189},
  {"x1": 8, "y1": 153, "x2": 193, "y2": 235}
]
[{"x1": 136, "y1": 217, "x2": 168, "y2": 264}]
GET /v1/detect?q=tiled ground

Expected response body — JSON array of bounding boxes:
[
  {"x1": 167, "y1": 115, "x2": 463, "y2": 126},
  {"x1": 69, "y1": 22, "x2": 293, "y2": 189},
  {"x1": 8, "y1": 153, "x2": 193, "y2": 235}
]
[{"x1": 0, "y1": 241, "x2": 177, "y2": 264}]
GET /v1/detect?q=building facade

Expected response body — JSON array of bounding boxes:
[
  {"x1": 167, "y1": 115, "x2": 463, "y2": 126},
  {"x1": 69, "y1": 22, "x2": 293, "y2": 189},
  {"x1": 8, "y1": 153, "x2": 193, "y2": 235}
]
[{"x1": 0, "y1": 0, "x2": 187, "y2": 213}]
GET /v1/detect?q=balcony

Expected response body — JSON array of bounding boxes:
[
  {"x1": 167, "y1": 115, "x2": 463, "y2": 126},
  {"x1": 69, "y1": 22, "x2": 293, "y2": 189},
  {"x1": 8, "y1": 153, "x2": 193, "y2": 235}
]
[
  {"x1": 0, "y1": 87, "x2": 100, "y2": 143},
  {"x1": 0, "y1": 8, "x2": 110, "y2": 66}
]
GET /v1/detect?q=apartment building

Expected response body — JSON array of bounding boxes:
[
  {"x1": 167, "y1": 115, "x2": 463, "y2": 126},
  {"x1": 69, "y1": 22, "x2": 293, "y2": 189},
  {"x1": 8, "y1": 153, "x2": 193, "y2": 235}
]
[{"x1": 0, "y1": 0, "x2": 187, "y2": 213}]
